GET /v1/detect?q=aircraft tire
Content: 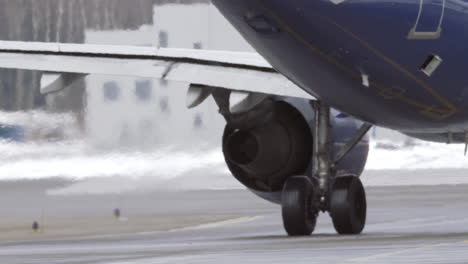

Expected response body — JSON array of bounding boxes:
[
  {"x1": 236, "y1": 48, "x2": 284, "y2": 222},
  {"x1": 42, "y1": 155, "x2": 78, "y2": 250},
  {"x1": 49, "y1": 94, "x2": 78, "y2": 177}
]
[
  {"x1": 281, "y1": 176, "x2": 317, "y2": 236},
  {"x1": 330, "y1": 176, "x2": 367, "y2": 234}
]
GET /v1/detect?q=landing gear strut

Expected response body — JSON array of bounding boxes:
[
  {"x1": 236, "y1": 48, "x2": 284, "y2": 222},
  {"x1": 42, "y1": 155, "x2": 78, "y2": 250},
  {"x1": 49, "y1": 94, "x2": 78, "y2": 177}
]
[{"x1": 281, "y1": 101, "x2": 371, "y2": 236}]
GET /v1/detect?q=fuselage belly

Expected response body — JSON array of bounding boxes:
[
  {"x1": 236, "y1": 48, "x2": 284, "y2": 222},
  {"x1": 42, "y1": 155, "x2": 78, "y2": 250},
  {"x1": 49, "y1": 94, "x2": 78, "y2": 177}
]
[{"x1": 212, "y1": 0, "x2": 468, "y2": 138}]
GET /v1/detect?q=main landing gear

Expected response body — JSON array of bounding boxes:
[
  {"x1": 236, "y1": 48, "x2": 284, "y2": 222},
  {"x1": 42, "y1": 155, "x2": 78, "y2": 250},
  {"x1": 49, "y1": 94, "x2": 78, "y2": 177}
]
[{"x1": 281, "y1": 102, "x2": 372, "y2": 236}]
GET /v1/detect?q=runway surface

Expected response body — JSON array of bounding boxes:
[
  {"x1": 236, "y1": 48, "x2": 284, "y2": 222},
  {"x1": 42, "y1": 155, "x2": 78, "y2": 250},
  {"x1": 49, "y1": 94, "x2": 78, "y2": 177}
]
[{"x1": 1, "y1": 181, "x2": 468, "y2": 264}]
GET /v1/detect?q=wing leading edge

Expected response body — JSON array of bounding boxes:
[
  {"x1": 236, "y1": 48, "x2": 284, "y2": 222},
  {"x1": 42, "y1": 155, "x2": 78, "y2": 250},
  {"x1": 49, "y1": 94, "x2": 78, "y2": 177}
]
[{"x1": 0, "y1": 41, "x2": 315, "y2": 110}]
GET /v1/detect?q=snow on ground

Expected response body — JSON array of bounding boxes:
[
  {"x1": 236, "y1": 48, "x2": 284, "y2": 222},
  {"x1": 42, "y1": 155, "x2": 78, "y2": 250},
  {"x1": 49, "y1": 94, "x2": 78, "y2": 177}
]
[
  {"x1": 367, "y1": 140, "x2": 468, "y2": 170},
  {"x1": 0, "y1": 136, "x2": 467, "y2": 194},
  {"x1": 0, "y1": 139, "x2": 226, "y2": 181}
]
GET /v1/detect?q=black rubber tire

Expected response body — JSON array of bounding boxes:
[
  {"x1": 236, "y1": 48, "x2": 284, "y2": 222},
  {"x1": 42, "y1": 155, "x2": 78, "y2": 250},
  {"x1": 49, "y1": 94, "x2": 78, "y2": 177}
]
[
  {"x1": 330, "y1": 176, "x2": 367, "y2": 234},
  {"x1": 281, "y1": 176, "x2": 317, "y2": 236}
]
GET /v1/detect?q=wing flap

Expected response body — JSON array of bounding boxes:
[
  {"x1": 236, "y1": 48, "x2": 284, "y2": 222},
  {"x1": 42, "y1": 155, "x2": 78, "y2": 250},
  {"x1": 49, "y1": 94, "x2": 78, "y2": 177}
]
[
  {"x1": 41, "y1": 72, "x2": 87, "y2": 94},
  {"x1": 0, "y1": 41, "x2": 315, "y2": 100},
  {"x1": 167, "y1": 63, "x2": 313, "y2": 99}
]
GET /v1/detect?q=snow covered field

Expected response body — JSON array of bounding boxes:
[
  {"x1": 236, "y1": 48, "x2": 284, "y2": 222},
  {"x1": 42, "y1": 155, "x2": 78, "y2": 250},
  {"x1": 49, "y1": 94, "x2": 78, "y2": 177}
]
[
  {"x1": 0, "y1": 135, "x2": 467, "y2": 195},
  {"x1": 367, "y1": 140, "x2": 468, "y2": 170}
]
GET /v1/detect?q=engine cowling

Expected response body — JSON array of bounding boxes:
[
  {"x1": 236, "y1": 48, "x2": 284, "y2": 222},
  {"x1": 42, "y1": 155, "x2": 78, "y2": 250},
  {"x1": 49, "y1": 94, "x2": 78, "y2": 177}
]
[
  {"x1": 223, "y1": 100, "x2": 312, "y2": 192},
  {"x1": 222, "y1": 98, "x2": 369, "y2": 203}
]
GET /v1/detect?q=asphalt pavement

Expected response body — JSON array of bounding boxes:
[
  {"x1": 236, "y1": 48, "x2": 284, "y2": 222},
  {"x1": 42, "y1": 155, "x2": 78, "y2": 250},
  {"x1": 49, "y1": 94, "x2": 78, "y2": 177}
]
[{"x1": 1, "y1": 181, "x2": 468, "y2": 264}]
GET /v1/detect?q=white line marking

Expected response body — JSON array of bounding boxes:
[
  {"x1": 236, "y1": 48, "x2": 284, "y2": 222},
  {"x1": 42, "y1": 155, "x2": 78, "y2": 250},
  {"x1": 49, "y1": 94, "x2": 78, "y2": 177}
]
[
  {"x1": 169, "y1": 216, "x2": 263, "y2": 232},
  {"x1": 347, "y1": 242, "x2": 457, "y2": 262}
]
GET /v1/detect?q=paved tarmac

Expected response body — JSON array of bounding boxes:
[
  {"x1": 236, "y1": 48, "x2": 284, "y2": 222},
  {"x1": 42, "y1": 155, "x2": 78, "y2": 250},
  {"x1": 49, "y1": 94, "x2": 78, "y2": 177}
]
[{"x1": 1, "y1": 181, "x2": 468, "y2": 264}]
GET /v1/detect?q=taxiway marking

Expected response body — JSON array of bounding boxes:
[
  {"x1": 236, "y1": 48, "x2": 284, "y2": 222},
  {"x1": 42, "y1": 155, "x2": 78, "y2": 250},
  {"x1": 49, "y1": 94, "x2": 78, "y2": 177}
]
[
  {"x1": 168, "y1": 216, "x2": 263, "y2": 232},
  {"x1": 346, "y1": 240, "x2": 468, "y2": 262}
]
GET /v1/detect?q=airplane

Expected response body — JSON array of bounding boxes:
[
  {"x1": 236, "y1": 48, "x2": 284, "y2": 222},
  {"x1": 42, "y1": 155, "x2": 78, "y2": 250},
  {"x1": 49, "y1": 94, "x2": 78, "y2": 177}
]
[{"x1": 0, "y1": 0, "x2": 463, "y2": 236}]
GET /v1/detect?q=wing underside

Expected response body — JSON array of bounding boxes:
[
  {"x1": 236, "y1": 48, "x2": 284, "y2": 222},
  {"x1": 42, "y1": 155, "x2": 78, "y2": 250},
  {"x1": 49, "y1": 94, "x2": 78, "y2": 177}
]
[{"x1": 0, "y1": 41, "x2": 314, "y2": 110}]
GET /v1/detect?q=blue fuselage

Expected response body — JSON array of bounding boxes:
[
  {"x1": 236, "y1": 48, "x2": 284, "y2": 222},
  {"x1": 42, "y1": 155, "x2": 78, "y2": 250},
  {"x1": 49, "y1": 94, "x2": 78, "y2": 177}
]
[{"x1": 212, "y1": 0, "x2": 468, "y2": 142}]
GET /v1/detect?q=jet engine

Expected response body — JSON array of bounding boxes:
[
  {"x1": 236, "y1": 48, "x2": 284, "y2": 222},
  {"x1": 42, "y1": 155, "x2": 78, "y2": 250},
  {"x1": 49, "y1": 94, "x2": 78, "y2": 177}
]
[{"x1": 221, "y1": 98, "x2": 369, "y2": 203}]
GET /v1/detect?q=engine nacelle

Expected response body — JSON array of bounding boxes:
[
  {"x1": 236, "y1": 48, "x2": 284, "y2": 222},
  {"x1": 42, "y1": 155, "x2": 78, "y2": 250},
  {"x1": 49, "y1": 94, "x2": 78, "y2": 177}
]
[{"x1": 222, "y1": 98, "x2": 369, "y2": 203}]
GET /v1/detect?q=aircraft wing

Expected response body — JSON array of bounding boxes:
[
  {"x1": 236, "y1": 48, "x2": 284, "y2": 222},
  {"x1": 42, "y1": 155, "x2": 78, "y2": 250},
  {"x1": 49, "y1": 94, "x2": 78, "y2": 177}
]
[{"x1": 0, "y1": 41, "x2": 314, "y2": 110}]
